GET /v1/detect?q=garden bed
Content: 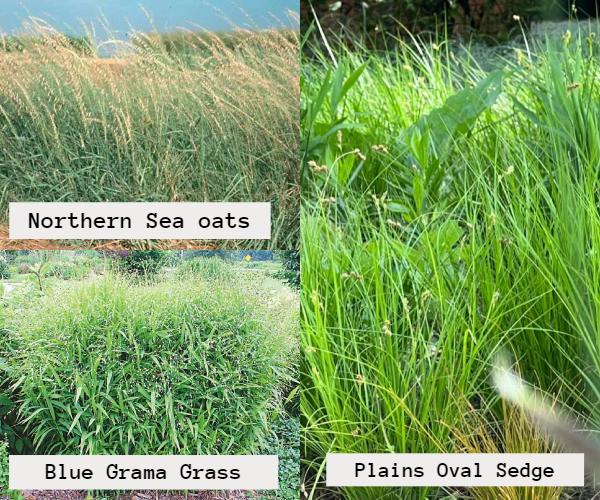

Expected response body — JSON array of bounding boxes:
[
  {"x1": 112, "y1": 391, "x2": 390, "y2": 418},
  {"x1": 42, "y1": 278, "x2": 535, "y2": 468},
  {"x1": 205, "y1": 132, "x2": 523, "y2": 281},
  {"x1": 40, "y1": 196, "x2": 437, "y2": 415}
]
[{"x1": 0, "y1": 251, "x2": 299, "y2": 499}]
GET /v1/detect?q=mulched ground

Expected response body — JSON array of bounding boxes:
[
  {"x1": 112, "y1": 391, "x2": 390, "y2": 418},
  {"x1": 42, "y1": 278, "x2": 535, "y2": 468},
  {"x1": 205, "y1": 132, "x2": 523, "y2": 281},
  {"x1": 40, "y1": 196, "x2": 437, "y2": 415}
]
[{"x1": 18, "y1": 491, "x2": 250, "y2": 499}]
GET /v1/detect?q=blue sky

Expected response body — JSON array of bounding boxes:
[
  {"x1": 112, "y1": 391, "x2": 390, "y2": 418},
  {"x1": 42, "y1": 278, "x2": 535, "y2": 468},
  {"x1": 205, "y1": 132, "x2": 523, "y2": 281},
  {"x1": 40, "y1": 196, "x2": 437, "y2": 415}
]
[{"x1": 0, "y1": 1, "x2": 298, "y2": 36}]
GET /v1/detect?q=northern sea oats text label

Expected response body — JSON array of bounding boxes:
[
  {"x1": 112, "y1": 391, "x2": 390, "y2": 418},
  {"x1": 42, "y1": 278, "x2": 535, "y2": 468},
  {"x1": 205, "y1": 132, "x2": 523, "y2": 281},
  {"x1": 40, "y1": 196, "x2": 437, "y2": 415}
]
[{"x1": 9, "y1": 202, "x2": 271, "y2": 240}]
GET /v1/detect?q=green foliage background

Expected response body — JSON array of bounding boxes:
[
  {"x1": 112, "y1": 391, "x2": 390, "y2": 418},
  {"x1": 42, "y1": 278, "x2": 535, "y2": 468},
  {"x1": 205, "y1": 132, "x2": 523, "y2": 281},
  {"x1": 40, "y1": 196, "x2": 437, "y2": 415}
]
[{"x1": 301, "y1": 0, "x2": 586, "y2": 43}]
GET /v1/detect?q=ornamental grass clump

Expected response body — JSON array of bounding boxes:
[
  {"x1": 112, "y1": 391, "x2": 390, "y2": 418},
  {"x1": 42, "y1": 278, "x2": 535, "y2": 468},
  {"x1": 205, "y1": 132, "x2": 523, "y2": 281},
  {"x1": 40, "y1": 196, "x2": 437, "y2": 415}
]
[
  {"x1": 0, "y1": 18, "x2": 299, "y2": 248},
  {"x1": 176, "y1": 256, "x2": 236, "y2": 281},
  {"x1": 3, "y1": 276, "x2": 294, "y2": 454}
]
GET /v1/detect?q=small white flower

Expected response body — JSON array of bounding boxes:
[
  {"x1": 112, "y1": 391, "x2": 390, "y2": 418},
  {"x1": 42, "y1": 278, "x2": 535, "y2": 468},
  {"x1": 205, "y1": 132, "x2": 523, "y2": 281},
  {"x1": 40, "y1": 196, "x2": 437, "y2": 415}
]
[{"x1": 427, "y1": 342, "x2": 439, "y2": 358}]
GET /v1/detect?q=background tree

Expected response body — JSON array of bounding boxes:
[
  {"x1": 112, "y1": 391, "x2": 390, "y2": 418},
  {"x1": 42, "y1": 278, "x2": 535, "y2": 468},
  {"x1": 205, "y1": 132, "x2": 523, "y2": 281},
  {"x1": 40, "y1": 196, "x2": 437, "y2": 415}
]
[{"x1": 276, "y1": 251, "x2": 300, "y2": 289}]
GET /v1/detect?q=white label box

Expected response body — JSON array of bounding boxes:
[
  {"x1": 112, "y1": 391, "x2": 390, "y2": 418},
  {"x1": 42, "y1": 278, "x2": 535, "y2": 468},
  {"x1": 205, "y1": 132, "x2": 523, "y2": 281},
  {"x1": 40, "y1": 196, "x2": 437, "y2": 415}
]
[
  {"x1": 9, "y1": 202, "x2": 271, "y2": 240},
  {"x1": 9, "y1": 455, "x2": 278, "y2": 490},
  {"x1": 326, "y1": 453, "x2": 584, "y2": 487}
]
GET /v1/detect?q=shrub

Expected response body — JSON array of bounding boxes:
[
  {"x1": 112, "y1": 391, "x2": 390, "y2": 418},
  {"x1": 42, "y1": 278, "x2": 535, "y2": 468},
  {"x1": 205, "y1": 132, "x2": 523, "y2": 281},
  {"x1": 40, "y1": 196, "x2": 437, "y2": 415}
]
[
  {"x1": 176, "y1": 257, "x2": 236, "y2": 281},
  {"x1": 0, "y1": 257, "x2": 9, "y2": 280},
  {"x1": 275, "y1": 251, "x2": 300, "y2": 289},
  {"x1": 4, "y1": 276, "x2": 294, "y2": 455},
  {"x1": 44, "y1": 261, "x2": 91, "y2": 280},
  {"x1": 108, "y1": 250, "x2": 165, "y2": 277}
]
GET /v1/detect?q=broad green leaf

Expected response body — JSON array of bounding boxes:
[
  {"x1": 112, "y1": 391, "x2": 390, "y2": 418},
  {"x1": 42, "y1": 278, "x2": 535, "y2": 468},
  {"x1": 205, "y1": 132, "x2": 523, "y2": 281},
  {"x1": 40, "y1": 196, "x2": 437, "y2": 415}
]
[{"x1": 403, "y1": 70, "x2": 506, "y2": 163}]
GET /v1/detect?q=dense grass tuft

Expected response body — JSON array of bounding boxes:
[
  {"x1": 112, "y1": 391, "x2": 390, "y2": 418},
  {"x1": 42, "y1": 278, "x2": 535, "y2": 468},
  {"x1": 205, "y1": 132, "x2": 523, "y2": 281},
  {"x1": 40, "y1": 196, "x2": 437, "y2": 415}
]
[
  {"x1": 3, "y1": 274, "x2": 295, "y2": 455},
  {"x1": 302, "y1": 29, "x2": 600, "y2": 499},
  {"x1": 0, "y1": 22, "x2": 299, "y2": 248},
  {"x1": 175, "y1": 255, "x2": 236, "y2": 280}
]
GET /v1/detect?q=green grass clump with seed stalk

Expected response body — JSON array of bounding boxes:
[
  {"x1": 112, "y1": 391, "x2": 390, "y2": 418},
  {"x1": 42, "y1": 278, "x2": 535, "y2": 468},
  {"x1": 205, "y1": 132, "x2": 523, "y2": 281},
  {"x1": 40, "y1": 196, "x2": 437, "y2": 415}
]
[
  {"x1": 301, "y1": 23, "x2": 600, "y2": 499},
  {"x1": 0, "y1": 19, "x2": 299, "y2": 248}
]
